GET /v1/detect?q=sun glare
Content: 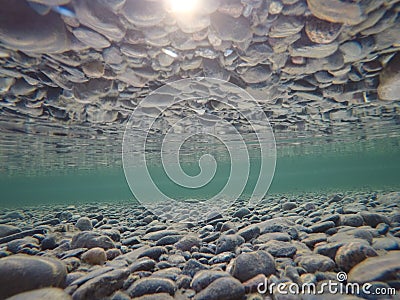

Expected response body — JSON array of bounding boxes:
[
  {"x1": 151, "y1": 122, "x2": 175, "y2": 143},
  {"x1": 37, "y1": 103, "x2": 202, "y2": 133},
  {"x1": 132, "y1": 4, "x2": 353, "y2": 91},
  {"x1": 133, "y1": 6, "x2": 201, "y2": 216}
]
[{"x1": 166, "y1": 0, "x2": 199, "y2": 14}]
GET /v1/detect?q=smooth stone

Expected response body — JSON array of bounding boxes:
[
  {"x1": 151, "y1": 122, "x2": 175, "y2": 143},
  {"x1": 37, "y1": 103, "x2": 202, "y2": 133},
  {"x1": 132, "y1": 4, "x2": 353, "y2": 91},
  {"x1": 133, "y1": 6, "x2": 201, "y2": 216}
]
[
  {"x1": 340, "y1": 214, "x2": 364, "y2": 227},
  {"x1": 82, "y1": 247, "x2": 107, "y2": 265},
  {"x1": 72, "y1": 269, "x2": 129, "y2": 300},
  {"x1": 0, "y1": 1, "x2": 70, "y2": 53},
  {"x1": 262, "y1": 240, "x2": 297, "y2": 257},
  {"x1": 290, "y1": 41, "x2": 338, "y2": 59},
  {"x1": 305, "y1": 16, "x2": 342, "y2": 44},
  {"x1": 41, "y1": 234, "x2": 58, "y2": 250},
  {"x1": 241, "y1": 65, "x2": 271, "y2": 84},
  {"x1": 75, "y1": 217, "x2": 93, "y2": 231},
  {"x1": 378, "y1": 53, "x2": 400, "y2": 101},
  {"x1": 348, "y1": 251, "x2": 400, "y2": 283},
  {"x1": 194, "y1": 277, "x2": 245, "y2": 300},
  {"x1": 269, "y1": 16, "x2": 303, "y2": 38},
  {"x1": 175, "y1": 235, "x2": 201, "y2": 251},
  {"x1": 143, "y1": 230, "x2": 180, "y2": 241},
  {"x1": 0, "y1": 225, "x2": 21, "y2": 238},
  {"x1": 295, "y1": 254, "x2": 335, "y2": 273},
  {"x1": 122, "y1": 0, "x2": 165, "y2": 27},
  {"x1": 307, "y1": 0, "x2": 366, "y2": 25},
  {"x1": 182, "y1": 259, "x2": 208, "y2": 277},
  {"x1": 360, "y1": 212, "x2": 390, "y2": 227},
  {"x1": 335, "y1": 242, "x2": 378, "y2": 272},
  {"x1": 210, "y1": 13, "x2": 251, "y2": 42},
  {"x1": 72, "y1": 28, "x2": 110, "y2": 48},
  {"x1": 238, "y1": 225, "x2": 260, "y2": 242},
  {"x1": 128, "y1": 257, "x2": 155, "y2": 273},
  {"x1": 190, "y1": 270, "x2": 230, "y2": 292},
  {"x1": 309, "y1": 221, "x2": 336, "y2": 233},
  {"x1": 5, "y1": 288, "x2": 71, "y2": 300},
  {"x1": 233, "y1": 207, "x2": 251, "y2": 219},
  {"x1": 156, "y1": 235, "x2": 182, "y2": 246},
  {"x1": 127, "y1": 277, "x2": 176, "y2": 297},
  {"x1": 71, "y1": 231, "x2": 115, "y2": 250},
  {"x1": 137, "y1": 246, "x2": 167, "y2": 260},
  {"x1": 372, "y1": 238, "x2": 400, "y2": 251},
  {"x1": 230, "y1": 251, "x2": 276, "y2": 282},
  {"x1": 282, "y1": 202, "x2": 297, "y2": 211},
  {"x1": 0, "y1": 254, "x2": 67, "y2": 299},
  {"x1": 216, "y1": 234, "x2": 245, "y2": 254}
]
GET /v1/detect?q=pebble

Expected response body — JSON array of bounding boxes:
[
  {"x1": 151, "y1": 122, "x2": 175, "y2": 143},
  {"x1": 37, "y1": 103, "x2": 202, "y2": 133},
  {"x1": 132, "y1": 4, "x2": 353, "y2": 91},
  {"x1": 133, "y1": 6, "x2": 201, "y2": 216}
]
[
  {"x1": 127, "y1": 277, "x2": 176, "y2": 298},
  {"x1": 215, "y1": 234, "x2": 245, "y2": 254},
  {"x1": 190, "y1": 270, "x2": 230, "y2": 292},
  {"x1": 378, "y1": 53, "x2": 400, "y2": 101},
  {"x1": 71, "y1": 231, "x2": 115, "y2": 250},
  {"x1": 295, "y1": 254, "x2": 335, "y2": 273},
  {"x1": 75, "y1": 217, "x2": 93, "y2": 231},
  {"x1": 0, "y1": 255, "x2": 67, "y2": 299},
  {"x1": 210, "y1": 13, "x2": 251, "y2": 42},
  {"x1": 309, "y1": 221, "x2": 336, "y2": 233},
  {"x1": 233, "y1": 207, "x2": 251, "y2": 218},
  {"x1": 230, "y1": 251, "x2": 276, "y2": 282},
  {"x1": 5, "y1": 288, "x2": 72, "y2": 300},
  {"x1": 175, "y1": 235, "x2": 200, "y2": 251},
  {"x1": 335, "y1": 242, "x2": 378, "y2": 272},
  {"x1": 194, "y1": 277, "x2": 245, "y2": 300},
  {"x1": 305, "y1": 16, "x2": 342, "y2": 44},
  {"x1": 81, "y1": 247, "x2": 107, "y2": 265},
  {"x1": 0, "y1": 225, "x2": 21, "y2": 238},
  {"x1": 262, "y1": 240, "x2": 297, "y2": 257},
  {"x1": 348, "y1": 251, "x2": 400, "y2": 283}
]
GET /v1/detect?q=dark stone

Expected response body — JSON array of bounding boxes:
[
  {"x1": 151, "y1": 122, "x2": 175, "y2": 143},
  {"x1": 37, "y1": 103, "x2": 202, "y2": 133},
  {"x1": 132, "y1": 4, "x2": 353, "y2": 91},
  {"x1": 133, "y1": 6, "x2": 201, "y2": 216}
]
[
  {"x1": 309, "y1": 221, "x2": 336, "y2": 233},
  {"x1": 127, "y1": 277, "x2": 176, "y2": 298},
  {"x1": 137, "y1": 246, "x2": 167, "y2": 260},
  {"x1": 194, "y1": 277, "x2": 245, "y2": 300},
  {"x1": 0, "y1": 225, "x2": 21, "y2": 238},
  {"x1": 182, "y1": 259, "x2": 208, "y2": 277},
  {"x1": 71, "y1": 232, "x2": 115, "y2": 250},
  {"x1": 0, "y1": 254, "x2": 67, "y2": 299},
  {"x1": 233, "y1": 207, "x2": 251, "y2": 219},
  {"x1": 230, "y1": 251, "x2": 275, "y2": 282},
  {"x1": 215, "y1": 234, "x2": 245, "y2": 254}
]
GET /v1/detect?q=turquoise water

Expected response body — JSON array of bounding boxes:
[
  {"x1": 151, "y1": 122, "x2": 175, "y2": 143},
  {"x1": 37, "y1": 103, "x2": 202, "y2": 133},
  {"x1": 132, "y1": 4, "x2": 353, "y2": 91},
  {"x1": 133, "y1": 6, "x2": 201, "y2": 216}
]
[{"x1": 1, "y1": 134, "x2": 399, "y2": 208}]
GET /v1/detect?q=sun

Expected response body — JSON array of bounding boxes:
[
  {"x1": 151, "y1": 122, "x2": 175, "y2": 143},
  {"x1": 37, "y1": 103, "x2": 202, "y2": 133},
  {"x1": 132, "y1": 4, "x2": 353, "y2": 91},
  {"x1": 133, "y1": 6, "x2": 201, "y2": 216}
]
[{"x1": 165, "y1": 0, "x2": 199, "y2": 14}]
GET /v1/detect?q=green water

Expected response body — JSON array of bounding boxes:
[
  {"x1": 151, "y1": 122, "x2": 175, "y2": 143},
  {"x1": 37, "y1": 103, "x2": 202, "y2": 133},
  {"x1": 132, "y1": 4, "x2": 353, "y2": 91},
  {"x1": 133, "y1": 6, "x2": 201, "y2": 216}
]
[{"x1": 1, "y1": 135, "x2": 399, "y2": 208}]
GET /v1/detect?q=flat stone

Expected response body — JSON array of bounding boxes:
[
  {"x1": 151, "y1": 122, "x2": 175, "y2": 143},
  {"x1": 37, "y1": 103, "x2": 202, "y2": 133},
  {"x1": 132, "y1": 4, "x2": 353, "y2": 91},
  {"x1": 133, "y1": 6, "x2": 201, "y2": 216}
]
[
  {"x1": 378, "y1": 53, "x2": 400, "y2": 101},
  {"x1": 0, "y1": 1, "x2": 70, "y2": 53},
  {"x1": 71, "y1": 231, "x2": 115, "y2": 250},
  {"x1": 127, "y1": 277, "x2": 176, "y2": 297},
  {"x1": 305, "y1": 16, "x2": 342, "y2": 44},
  {"x1": 238, "y1": 225, "x2": 260, "y2": 242},
  {"x1": 348, "y1": 251, "x2": 400, "y2": 283},
  {"x1": 122, "y1": 0, "x2": 165, "y2": 27},
  {"x1": 360, "y1": 212, "x2": 390, "y2": 227},
  {"x1": 262, "y1": 240, "x2": 297, "y2": 257},
  {"x1": 290, "y1": 41, "x2": 338, "y2": 59},
  {"x1": 295, "y1": 254, "x2": 335, "y2": 273},
  {"x1": 307, "y1": 0, "x2": 366, "y2": 25},
  {"x1": 309, "y1": 221, "x2": 336, "y2": 233},
  {"x1": 269, "y1": 16, "x2": 304, "y2": 38},
  {"x1": 6, "y1": 288, "x2": 71, "y2": 300},
  {"x1": 233, "y1": 207, "x2": 251, "y2": 219},
  {"x1": 175, "y1": 235, "x2": 201, "y2": 251},
  {"x1": 182, "y1": 259, "x2": 208, "y2": 277},
  {"x1": 215, "y1": 234, "x2": 245, "y2": 254},
  {"x1": 72, "y1": 269, "x2": 129, "y2": 300},
  {"x1": 194, "y1": 277, "x2": 245, "y2": 300},
  {"x1": 190, "y1": 270, "x2": 230, "y2": 292},
  {"x1": 372, "y1": 238, "x2": 400, "y2": 251},
  {"x1": 241, "y1": 65, "x2": 271, "y2": 84},
  {"x1": 211, "y1": 13, "x2": 251, "y2": 42},
  {"x1": 0, "y1": 255, "x2": 67, "y2": 299},
  {"x1": 137, "y1": 246, "x2": 167, "y2": 260},
  {"x1": 230, "y1": 251, "x2": 276, "y2": 282},
  {"x1": 335, "y1": 242, "x2": 378, "y2": 272},
  {"x1": 0, "y1": 225, "x2": 21, "y2": 238}
]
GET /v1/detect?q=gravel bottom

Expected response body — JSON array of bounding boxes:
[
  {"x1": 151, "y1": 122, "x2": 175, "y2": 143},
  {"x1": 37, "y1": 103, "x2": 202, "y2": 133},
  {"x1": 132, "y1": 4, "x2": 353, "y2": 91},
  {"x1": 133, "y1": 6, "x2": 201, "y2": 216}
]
[{"x1": 0, "y1": 191, "x2": 399, "y2": 300}]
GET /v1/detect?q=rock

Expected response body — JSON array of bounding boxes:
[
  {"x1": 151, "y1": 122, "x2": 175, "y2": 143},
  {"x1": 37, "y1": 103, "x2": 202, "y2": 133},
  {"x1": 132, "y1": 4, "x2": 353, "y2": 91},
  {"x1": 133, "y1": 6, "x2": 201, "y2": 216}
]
[
  {"x1": 360, "y1": 212, "x2": 390, "y2": 227},
  {"x1": 175, "y1": 235, "x2": 201, "y2": 251},
  {"x1": 295, "y1": 254, "x2": 335, "y2": 273},
  {"x1": 348, "y1": 251, "x2": 400, "y2": 283},
  {"x1": 82, "y1": 247, "x2": 107, "y2": 265},
  {"x1": 216, "y1": 234, "x2": 245, "y2": 254},
  {"x1": 233, "y1": 207, "x2": 251, "y2": 218},
  {"x1": 335, "y1": 242, "x2": 378, "y2": 272},
  {"x1": 182, "y1": 259, "x2": 208, "y2": 277},
  {"x1": 41, "y1": 234, "x2": 58, "y2": 250},
  {"x1": 305, "y1": 16, "x2": 342, "y2": 44},
  {"x1": 263, "y1": 240, "x2": 297, "y2": 257},
  {"x1": 71, "y1": 231, "x2": 115, "y2": 250},
  {"x1": 340, "y1": 214, "x2": 364, "y2": 227},
  {"x1": 6, "y1": 288, "x2": 72, "y2": 300},
  {"x1": 210, "y1": 13, "x2": 251, "y2": 42},
  {"x1": 378, "y1": 53, "x2": 400, "y2": 101},
  {"x1": 0, "y1": 1, "x2": 70, "y2": 53},
  {"x1": 372, "y1": 238, "x2": 400, "y2": 251},
  {"x1": 72, "y1": 269, "x2": 129, "y2": 300},
  {"x1": 230, "y1": 251, "x2": 276, "y2": 282},
  {"x1": 72, "y1": 28, "x2": 110, "y2": 49},
  {"x1": 290, "y1": 41, "x2": 338, "y2": 59},
  {"x1": 269, "y1": 16, "x2": 304, "y2": 38},
  {"x1": 128, "y1": 257, "x2": 155, "y2": 273},
  {"x1": 309, "y1": 221, "x2": 336, "y2": 233},
  {"x1": 241, "y1": 65, "x2": 271, "y2": 83},
  {"x1": 75, "y1": 217, "x2": 93, "y2": 231},
  {"x1": 306, "y1": 0, "x2": 366, "y2": 25},
  {"x1": 282, "y1": 202, "x2": 297, "y2": 211},
  {"x1": 0, "y1": 225, "x2": 21, "y2": 238},
  {"x1": 137, "y1": 246, "x2": 167, "y2": 260},
  {"x1": 194, "y1": 277, "x2": 245, "y2": 300},
  {"x1": 122, "y1": 0, "x2": 165, "y2": 27},
  {"x1": 127, "y1": 277, "x2": 176, "y2": 298},
  {"x1": 190, "y1": 270, "x2": 230, "y2": 292},
  {"x1": 0, "y1": 255, "x2": 67, "y2": 299},
  {"x1": 238, "y1": 225, "x2": 260, "y2": 242}
]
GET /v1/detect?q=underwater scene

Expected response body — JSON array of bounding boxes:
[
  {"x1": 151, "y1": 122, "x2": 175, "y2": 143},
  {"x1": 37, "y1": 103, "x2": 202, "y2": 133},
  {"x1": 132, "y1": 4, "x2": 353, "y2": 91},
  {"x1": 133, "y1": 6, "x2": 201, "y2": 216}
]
[{"x1": 0, "y1": 0, "x2": 400, "y2": 299}]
